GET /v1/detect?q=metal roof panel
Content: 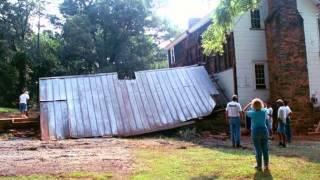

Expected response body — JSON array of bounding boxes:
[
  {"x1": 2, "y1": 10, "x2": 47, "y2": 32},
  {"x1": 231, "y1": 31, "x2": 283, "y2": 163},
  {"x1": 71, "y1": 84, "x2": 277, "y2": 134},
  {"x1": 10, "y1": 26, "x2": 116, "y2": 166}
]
[{"x1": 39, "y1": 66, "x2": 218, "y2": 140}]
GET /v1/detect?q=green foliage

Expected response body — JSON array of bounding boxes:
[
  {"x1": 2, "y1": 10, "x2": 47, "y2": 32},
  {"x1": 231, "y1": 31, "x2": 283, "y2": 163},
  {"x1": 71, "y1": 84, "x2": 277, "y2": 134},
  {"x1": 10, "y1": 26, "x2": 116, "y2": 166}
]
[
  {"x1": 0, "y1": 40, "x2": 19, "y2": 106},
  {"x1": 0, "y1": 107, "x2": 18, "y2": 113},
  {"x1": 202, "y1": 0, "x2": 261, "y2": 55},
  {"x1": 59, "y1": 0, "x2": 175, "y2": 77},
  {"x1": 0, "y1": 0, "x2": 178, "y2": 106}
]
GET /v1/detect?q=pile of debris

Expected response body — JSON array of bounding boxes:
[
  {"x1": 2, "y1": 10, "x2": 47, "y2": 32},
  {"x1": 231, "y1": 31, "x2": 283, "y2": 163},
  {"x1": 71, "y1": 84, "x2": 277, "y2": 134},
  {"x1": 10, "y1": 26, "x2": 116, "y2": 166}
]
[{"x1": 0, "y1": 128, "x2": 39, "y2": 140}]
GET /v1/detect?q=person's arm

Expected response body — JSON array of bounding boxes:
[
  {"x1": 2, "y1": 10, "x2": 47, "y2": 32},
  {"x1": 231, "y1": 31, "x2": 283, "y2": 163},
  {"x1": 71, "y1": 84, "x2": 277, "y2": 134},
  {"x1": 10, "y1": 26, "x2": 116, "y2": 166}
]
[
  {"x1": 240, "y1": 111, "x2": 244, "y2": 123},
  {"x1": 225, "y1": 104, "x2": 229, "y2": 124},
  {"x1": 268, "y1": 109, "x2": 273, "y2": 118},
  {"x1": 243, "y1": 103, "x2": 252, "y2": 112},
  {"x1": 225, "y1": 111, "x2": 228, "y2": 124},
  {"x1": 288, "y1": 107, "x2": 292, "y2": 117},
  {"x1": 238, "y1": 103, "x2": 244, "y2": 123}
]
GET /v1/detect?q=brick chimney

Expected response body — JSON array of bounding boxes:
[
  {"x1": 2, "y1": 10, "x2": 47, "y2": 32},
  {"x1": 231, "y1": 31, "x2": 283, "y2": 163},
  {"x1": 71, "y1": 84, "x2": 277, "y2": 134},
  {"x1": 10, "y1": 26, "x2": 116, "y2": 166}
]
[{"x1": 265, "y1": 0, "x2": 313, "y2": 133}]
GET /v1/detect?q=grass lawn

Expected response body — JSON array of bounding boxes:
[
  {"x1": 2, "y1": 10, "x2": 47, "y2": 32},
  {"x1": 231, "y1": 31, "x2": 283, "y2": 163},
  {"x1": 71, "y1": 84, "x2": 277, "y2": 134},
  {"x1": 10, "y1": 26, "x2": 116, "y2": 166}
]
[
  {"x1": 0, "y1": 107, "x2": 18, "y2": 113},
  {"x1": 132, "y1": 140, "x2": 320, "y2": 180}
]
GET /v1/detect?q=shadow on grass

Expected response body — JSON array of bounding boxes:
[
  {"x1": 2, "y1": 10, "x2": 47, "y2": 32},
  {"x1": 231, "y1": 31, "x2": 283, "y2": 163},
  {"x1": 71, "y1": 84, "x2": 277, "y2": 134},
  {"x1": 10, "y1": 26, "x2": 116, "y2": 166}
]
[
  {"x1": 131, "y1": 125, "x2": 320, "y2": 164},
  {"x1": 190, "y1": 175, "x2": 219, "y2": 180},
  {"x1": 175, "y1": 135, "x2": 320, "y2": 165},
  {"x1": 216, "y1": 140, "x2": 319, "y2": 164},
  {"x1": 254, "y1": 170, "x2": 273, "y2": 180}
]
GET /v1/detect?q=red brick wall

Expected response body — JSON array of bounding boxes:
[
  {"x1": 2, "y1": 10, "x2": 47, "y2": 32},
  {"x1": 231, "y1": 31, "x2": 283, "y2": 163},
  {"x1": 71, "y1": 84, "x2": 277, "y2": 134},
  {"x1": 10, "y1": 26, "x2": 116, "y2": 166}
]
[{"x1": 265, "y1": 0, "x2": 314, "y2": 133}]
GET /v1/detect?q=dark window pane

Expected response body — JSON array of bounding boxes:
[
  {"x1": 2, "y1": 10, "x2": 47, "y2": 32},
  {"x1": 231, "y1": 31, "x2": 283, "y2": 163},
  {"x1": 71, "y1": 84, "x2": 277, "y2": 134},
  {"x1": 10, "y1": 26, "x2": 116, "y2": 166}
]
[
  {"x1": 255, "y1": 64, "x2": 266, "y2": 89},
  {"x1": 251, "y1": 10, "x2": 261, "y2": 29}
]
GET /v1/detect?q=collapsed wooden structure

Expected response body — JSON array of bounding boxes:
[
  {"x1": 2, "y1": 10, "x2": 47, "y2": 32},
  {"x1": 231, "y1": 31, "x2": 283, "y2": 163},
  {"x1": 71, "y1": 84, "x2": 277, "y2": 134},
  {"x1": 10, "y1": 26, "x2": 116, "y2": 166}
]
[{"x1": 39, "y1": 66, "x2": 219, "y2": 140}]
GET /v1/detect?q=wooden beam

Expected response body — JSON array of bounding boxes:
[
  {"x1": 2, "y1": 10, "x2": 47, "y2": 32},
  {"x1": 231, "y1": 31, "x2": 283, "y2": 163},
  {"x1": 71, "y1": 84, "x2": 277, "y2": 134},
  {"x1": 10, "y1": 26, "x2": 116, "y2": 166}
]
[
  {"x1": 0, "y1": 118, "x2": 28, "y2": 121},
  {"x1": 316, "y1": 121, "x2": 320, "y2": 132}
]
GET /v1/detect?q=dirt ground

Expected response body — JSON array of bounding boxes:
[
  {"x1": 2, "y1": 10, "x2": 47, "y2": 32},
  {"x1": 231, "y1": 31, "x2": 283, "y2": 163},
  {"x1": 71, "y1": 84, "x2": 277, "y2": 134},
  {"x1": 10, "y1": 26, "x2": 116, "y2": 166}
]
[
  {"x1": 0, "y1": 112, "x2": 39, "y2": 119},
  {"x1": 0, "y1": 134, "x2": 319, "y2": 178},
  {"x1": 0, "y1": 138, "x2": 136, "y2": 178},
  {"x1": 0, "y1": 137, "x2": 195, "y2": 178}
]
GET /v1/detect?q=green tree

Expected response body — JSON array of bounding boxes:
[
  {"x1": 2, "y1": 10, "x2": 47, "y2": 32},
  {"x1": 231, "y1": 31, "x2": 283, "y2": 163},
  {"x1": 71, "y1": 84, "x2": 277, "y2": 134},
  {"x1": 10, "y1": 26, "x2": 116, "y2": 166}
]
[
  {"x1": 202, "y1": 0, "x2": 261, "y2": 55},
  {"x1": 59, "y1": 0, "x2": 175, "y2": 77},
  {"x1": 0, "y1": 0, "x2": 177, "y2": 107},
  {"x1": 26, "y1": 32, "x2": 65, "y2": 102},
  {"x1": 61, "y1": 14, "x2": 97, "y2": 74},
  {"x1": 0, "y1": 38, "x2": 19, "y2": 106},
  {"x1": 0, "y1": 0, "x2": 36, "y2": 106}
]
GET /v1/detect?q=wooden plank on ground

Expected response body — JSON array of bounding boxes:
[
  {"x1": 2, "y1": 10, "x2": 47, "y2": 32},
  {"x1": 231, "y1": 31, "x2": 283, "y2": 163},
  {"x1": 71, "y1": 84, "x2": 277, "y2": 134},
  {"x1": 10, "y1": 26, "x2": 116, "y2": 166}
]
[{"x1": 308, "y1": 132, "x2": 320, "y2": 135}]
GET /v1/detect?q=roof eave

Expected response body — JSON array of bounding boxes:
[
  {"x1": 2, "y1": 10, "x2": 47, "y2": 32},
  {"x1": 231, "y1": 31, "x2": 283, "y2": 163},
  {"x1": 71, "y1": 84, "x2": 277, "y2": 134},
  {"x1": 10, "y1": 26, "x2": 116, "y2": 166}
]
[{"x1": 164, "y1": 13, "x2": 213, "y2": 50}]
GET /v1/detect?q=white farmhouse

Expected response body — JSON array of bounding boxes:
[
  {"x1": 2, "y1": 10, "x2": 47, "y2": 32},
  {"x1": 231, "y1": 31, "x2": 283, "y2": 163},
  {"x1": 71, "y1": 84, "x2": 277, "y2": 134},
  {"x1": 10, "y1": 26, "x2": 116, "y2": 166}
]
[{"x1": 165, "y1": 0, "x2": 320, "y2": 132}]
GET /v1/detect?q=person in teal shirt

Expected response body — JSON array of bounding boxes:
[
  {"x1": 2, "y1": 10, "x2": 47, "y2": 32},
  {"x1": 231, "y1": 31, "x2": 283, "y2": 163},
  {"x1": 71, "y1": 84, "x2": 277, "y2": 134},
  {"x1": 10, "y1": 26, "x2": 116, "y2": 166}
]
[{"x1": 244, "y1": 98, "x2": 269, "y2": 171}]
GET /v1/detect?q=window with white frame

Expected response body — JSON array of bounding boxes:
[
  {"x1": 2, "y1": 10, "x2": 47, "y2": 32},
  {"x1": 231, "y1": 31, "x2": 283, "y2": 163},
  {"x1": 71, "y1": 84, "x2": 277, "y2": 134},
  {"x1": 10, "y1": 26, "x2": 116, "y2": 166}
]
[
  {"x1": 251, "y1": 10, "x2": 261, "y2": 29},
  {"x1": 255, "y1": 64, "x2": 266, "y2": 89}
]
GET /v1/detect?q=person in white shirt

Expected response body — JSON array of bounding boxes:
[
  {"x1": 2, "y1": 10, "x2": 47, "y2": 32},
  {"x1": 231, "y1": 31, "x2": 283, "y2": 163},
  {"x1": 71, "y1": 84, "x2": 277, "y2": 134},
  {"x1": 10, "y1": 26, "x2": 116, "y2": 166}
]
[
  {"x1": 19, "y1": 91, "x2": 30, "y2": 117},
  {"x1": 277, "y1": 99, "x2": 287, "y2": 147},
  {"x1": 284, "y1": 101, "x2": 292, "y2": 143},
  {"x1": 266, "y1": 103, "x2": 273, "y2": 139},
  {"x1": 225, "y1": 95, "x2": 243, "y2": 148}
]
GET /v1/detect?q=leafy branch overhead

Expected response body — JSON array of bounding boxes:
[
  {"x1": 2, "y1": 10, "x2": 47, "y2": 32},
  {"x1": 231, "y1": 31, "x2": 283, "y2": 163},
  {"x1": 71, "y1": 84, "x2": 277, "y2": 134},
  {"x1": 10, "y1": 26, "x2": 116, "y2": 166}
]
[{"x1": 202, "y1": 0, "x2": 261, "y2": 55}]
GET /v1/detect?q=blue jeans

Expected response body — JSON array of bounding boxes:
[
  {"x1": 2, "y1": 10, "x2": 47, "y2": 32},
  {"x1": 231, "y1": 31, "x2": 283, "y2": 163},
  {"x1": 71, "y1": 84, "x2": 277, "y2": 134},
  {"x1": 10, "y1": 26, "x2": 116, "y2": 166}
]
[
  {"x1": 252, "y1": 127, "x2": 269, "y2": 167},
  {"x1": 19, "y1": 103, "x2": 27, "y2": 112},
  {"x1": 229, "y1": 117, "x2": 241, "y2": 146},
  {"x1": 277, "y1": 121, "x2": 286, "y2": 134},
  {"x1": 286, "y1": 117, "x2": 292, "y2": 143}
]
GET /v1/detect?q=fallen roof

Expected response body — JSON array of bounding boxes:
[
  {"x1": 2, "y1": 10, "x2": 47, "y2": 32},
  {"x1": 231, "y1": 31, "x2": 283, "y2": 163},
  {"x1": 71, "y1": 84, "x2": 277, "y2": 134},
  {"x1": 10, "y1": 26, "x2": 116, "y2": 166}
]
[{"x1": 39, "y1": 66, "x2": 218, "y2": 140}]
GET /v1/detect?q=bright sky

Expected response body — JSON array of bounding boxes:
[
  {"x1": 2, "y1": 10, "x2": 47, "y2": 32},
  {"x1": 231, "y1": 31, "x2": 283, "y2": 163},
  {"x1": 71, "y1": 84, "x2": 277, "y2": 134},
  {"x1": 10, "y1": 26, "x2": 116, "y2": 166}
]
[
  {"x1": 156, "y1": 0, "x2": 220, "y2": 30},
  {"x1": 38, "y1": 0, "x2": 220, "y2": 31}
]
